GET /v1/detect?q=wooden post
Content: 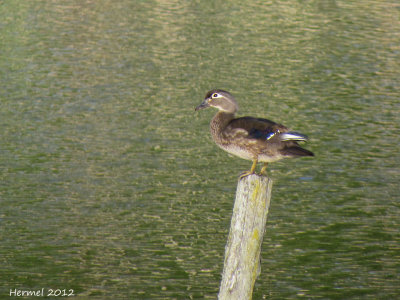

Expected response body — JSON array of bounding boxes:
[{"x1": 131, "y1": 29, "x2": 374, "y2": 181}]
[{"x1": 218, "y1": 174, "x2": 273, "y2": 300}]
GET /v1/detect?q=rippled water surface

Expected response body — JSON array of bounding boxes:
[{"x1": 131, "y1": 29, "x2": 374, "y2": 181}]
[{"x1": 1, "y1": 1, "x2": 399, "y2": 299}]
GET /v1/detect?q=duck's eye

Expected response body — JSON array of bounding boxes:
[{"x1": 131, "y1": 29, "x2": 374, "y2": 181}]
[{"x1": 212, "y1": 93, "x2": 219, "y2": 98}]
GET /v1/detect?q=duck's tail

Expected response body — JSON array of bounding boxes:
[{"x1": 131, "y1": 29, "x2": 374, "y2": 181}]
[{"x1": 282, "y1": 146, "x2": 314, "y2": 157}]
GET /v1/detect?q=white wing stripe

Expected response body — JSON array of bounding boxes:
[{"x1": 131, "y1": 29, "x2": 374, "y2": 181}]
[{"x1": 280, "y1": 132, "x2": 308, "y2": 142}]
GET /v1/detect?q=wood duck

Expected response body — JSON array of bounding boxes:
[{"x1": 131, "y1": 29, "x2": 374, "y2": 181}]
[{"x1": 195, "y1": 89, "x2": 314, "y2": 177}]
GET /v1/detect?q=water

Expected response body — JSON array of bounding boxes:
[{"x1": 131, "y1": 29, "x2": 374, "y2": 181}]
[{"x1": 1, "y1": 1, "x2": 399, "y2": 299}]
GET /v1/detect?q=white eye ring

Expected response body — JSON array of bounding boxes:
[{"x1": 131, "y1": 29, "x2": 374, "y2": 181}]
[{"x1": 212, "y1": 93, "x2": 219, "y2": 98}]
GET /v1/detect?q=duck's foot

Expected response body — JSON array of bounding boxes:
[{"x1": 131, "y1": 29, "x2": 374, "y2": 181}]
[
  {"x1": 239, "y1": 159, "x2": 258, "y2": 179},
  {"x1": 259, "y1": 163, "x2": 268, "y2": 176},
  {"x1": 239, "y1": 171, "x2": 255, "y2": 179}
]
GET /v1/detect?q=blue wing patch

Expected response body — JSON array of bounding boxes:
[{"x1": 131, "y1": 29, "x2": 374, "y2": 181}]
[{"x1": 249, "y1": 129, "x2": 277, "y2": 140}]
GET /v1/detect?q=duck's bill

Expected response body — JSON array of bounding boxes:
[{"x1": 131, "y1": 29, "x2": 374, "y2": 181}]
[{"x1": 195, "y1": 99, "x2": 210, "y2": 111}]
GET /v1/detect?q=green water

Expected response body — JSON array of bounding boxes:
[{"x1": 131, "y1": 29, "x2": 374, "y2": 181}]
[{"x1": 1, "y1": 1, "x2": 399, "y2": 299}]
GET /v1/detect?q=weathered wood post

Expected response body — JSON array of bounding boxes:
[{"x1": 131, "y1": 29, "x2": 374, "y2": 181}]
[{"x1": 218, "y1": 174, "x2": 273, "y2": 300}]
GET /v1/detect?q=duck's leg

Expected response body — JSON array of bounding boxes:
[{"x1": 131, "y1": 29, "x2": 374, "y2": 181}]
[
  {"x1": 239, "y1": 159, "x2": 258, "y2": 179},
  {"x1": 259, "y1": 163, "x2": 268, "y2": 176}
]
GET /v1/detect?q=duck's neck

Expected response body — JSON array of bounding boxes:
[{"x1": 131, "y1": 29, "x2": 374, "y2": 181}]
[{"x1": 210, "y1": 111, "x2": 235, "y2": 142}]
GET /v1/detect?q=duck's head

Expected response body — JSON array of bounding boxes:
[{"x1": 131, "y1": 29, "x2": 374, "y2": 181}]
[{"x1": 195, "y1": 89, "x2": 238, "y2": 114}]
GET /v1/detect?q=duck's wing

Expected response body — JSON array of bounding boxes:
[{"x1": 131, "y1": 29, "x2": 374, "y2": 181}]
[
  {"x1": 227, "y1": 116, "x2": 309, "y2": 143},
  {"x1": 226, "y1": 116, "x2": 313, "y2": 157},
  {"x1": 226, "y1": 117, "x2": 288, "y2": 140}
]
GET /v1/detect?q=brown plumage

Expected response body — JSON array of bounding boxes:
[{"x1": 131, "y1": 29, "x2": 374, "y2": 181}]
[{"x1": 195, "y1": 89, "x2": 314, "y2": 177}]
